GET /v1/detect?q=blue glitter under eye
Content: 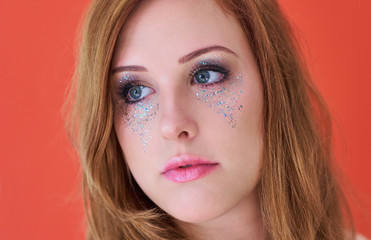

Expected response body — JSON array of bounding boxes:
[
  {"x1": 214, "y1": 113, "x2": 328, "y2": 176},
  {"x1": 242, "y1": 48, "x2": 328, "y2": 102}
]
[
  {"x1": 115, "y1": 75, "x2": 159, "y2": 152},
  {"x1": 123, "y1": 101, "x2": 159, "y2": 152},
  {"x1": 194, "y1": 74, "x2": 244, "y2": 128}
]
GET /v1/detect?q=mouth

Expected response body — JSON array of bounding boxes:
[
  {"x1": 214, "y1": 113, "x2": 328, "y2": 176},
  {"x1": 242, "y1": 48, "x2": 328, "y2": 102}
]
[
  {"x1": 162, "y1": 155, "x2": 219, "y2": 183},
  {"x1": 179, "y1": 164, "x2": 192, "y2": 168}
]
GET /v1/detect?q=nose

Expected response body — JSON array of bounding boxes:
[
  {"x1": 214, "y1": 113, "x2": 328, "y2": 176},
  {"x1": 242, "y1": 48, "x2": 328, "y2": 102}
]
[{"x1": 159, "y1": 87, "x2": 199, "y2": 141}]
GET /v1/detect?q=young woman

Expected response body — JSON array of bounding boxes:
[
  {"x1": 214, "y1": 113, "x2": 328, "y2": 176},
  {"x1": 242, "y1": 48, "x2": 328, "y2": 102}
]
[{"x1": 66, "y1": 0, "x2": 362, "y2": 239}]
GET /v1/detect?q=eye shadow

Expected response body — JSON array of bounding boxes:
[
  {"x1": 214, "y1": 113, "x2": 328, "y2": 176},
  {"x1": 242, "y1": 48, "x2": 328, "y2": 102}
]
[
  {"x1": 195, "y1": 74, "x2": 243, "y2": 128},
  {"x1": 119, "y1": 75, "x2": 133, "y2": 83}
]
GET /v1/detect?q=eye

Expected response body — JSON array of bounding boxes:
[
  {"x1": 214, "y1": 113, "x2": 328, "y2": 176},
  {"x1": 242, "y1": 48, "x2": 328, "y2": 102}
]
[
  {"x1": 127, "y1": 85, "x2": 153, "y2": 102},
  {"x1": 191, "y1": 64, "x2": 230, "y2": 85},
  {"x1": 194, "y1": 70, "x2": 224, "y2": 84}
]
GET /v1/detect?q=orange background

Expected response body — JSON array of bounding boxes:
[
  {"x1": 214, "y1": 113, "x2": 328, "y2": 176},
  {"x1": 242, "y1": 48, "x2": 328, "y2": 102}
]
[{"x1": 0, "y1": 0, "x2": 370, "y2": 239}]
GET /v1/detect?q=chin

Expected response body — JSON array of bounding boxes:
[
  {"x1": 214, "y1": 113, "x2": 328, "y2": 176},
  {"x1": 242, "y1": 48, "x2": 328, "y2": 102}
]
[
  {"x1": 162, "y1": 195, "x2": 229, "y2": 224},
  {"x1": 169, "y1": 206, "x2": 223, "y2": 224}
]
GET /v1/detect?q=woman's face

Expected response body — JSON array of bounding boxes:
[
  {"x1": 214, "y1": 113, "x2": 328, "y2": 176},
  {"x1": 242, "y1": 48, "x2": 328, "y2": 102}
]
[{"x1": 112, "y1": 0, "x2": 264, "y2": 224}]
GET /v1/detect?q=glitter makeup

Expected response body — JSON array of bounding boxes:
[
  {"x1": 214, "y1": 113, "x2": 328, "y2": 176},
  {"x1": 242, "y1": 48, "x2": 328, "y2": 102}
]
[
  {"x1": 114, "y1": 57, "x2": 243, "y2": 152},
  {"x1": 115, "y1": 75, "x2": 158, "y2": 152},
  {"x1": 193, "y1": 60, "x2": 244, "y2": 128},
  {"x1": 123, "y1": 102, "x2": 159, "y2": 152}
]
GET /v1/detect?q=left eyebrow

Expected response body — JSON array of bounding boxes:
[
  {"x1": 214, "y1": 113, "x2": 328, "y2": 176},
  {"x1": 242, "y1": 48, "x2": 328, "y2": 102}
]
[{"x1": 178, "y1": 45, "x2": 238, "y2": 64}]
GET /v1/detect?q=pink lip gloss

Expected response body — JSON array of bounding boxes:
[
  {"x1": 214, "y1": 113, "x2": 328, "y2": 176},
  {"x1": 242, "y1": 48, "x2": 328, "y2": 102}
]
[{"x1": 162, "y1": 155, "x2": 219, "y2": 183}]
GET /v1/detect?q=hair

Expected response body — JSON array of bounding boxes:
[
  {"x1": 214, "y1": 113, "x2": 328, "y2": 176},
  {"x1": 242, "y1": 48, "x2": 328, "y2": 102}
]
[{"x1": 65, "y1": 0, "x2": 354, "y2": 239}]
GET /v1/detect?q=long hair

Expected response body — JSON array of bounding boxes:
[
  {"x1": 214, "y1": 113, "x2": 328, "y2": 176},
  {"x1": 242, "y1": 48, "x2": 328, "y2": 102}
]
[{"x1": 65, "y1": 0, "x2": 354, "y2": 239}]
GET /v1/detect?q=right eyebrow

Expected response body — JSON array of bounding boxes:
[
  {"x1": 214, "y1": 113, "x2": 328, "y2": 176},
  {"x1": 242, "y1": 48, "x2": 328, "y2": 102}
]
[{"x1": 111, "y1": 65, "x2": 148, "y2": 74}]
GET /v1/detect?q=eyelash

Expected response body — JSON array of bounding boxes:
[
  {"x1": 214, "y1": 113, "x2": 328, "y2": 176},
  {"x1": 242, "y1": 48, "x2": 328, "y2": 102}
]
[
  {"x1": 116, "y1": 63, "x2": 231, "y2": 105},
  {"x1": 116, "y1": 81, "x2": 144, "y2": 105},
  {"x1": 189, "y1": 63, "x2": 230, "y2": 86}
]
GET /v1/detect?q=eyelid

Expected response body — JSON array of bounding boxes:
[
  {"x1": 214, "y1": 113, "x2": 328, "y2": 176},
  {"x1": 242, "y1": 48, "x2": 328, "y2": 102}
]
[
  {"x1": 115, "y1": 76, "x2": 155, "y2": 104},
  {"x1": 114, "y1": 59, "x2": 231, "y2": 103},
  {"x1": 127, "y1": 85, "x2": 154, "y2": 102},
  {"x1": 116, "y1": 74, "x2": 153, "y2": 89},
  {"x1": 189, "y1": 59, "x2": 230, "y2": 75},
  {"x1": 189, "y1": 61, "x2": 230, "y2": 85},
  {"x1": 116, "y1": 74, "x2": 138, "y2": 85}
]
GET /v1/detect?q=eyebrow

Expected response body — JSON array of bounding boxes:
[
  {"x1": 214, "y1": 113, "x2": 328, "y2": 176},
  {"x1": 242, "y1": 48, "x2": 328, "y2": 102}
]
[
  {"x1": 178, "y1": 45, "x2": 238, "y2": 64},
  {"x1": 111, "y1": 45, "x2": 237, "y2": 74},
  {"x1": 111, "y1": 65, "x2": 148, "y2": 74}
]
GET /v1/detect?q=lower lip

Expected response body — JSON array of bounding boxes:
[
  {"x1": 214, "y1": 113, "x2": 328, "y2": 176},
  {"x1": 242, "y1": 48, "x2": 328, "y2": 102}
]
[{"x1": 162, "y1": 164, "x2": 218, "y2": 183}]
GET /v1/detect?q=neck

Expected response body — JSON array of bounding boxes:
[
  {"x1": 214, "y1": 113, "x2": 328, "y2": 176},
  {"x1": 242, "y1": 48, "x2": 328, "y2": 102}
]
[{"x1": 178, "y1": 188, "x2": 266, "y2": 240}]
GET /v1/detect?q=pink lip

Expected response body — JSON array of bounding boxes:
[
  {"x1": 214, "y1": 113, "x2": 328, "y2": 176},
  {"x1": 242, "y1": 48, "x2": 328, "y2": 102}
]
[{"x1": 162, "y1": 155, "x2": 219, "y2": 183}]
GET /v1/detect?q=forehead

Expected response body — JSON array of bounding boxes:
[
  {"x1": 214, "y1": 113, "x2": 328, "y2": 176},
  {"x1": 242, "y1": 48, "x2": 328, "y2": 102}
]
[{"x1": 112, "y1": 0, "x2": 247, "y2": 67}]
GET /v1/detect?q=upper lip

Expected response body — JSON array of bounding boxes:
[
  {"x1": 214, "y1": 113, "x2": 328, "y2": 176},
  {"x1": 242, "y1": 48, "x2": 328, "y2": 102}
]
[{"x1": 162, "y1": 155, "x2": 218, "y2": 174}]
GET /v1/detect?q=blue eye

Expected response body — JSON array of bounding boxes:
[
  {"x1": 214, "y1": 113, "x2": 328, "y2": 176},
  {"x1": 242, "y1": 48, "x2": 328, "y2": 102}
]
[
  {"x1": 194, "y1": 70, "x2": 225, "y2": 84},
  {"x1": 191, "y1": 64, "x2": 230, "y2": 85},
  {"x1": 126, "y1": 85, "x2": 153, "y2": 102}
]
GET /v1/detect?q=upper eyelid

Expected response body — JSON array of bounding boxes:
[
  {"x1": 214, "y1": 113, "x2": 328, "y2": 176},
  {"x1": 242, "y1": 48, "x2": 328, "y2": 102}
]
[
  {"x1": 191, "y1": 57, "x2": 230, "y2": 67},
  {"x1": 116, "y1": 74, "x2": 138, "y2": 84},
  {"x1": 191, "y1": 62, "x2": 228, "y2": 70},
  {"x1": 115, "y1": 75, "x2": 151, "y2": 89},
  {"x1": 189, "y1": 62, "x2": 229, "y2": 75}
]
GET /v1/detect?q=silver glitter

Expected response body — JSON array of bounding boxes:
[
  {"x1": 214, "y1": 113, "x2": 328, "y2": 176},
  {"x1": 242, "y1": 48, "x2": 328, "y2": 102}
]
[
  {"x1": 116, "y1": 75, "x2": 159, "y2": 152},
  {"x1": 195, "y1": 75, "x2": 243, "y2": 128},
  {"x1": 199, "y1": 60, "x2": 220, "y2": 65},
  {"x1": 119, "y1": 75, "x2": 133, "y2": 83},
  {"x1": 123, "y1": 102, "x2": 159, "y2": 152}
]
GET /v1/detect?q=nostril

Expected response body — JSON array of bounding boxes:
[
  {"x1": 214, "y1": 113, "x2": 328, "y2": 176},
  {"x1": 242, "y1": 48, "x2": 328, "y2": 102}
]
[
  {"x1": 159, "y1": 112, "x2": 198, "y2": 141},
  {"x1": 179, "y1": 131, "x2": 189, "y2": 138}
]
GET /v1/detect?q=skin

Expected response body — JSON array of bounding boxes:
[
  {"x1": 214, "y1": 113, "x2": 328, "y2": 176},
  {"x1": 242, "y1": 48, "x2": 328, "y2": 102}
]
[{"x1": 112, "y1": 0, "x2": 265, "y2": 239}]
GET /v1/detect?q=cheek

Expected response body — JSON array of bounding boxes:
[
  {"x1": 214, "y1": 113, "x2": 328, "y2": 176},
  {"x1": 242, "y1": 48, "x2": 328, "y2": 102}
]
[
  {"x1": 194, "y1": 74, "x2": 244, "y2": 128},
  {"x1": 114, "y1": 100, "x2": 159, "y2": 152}
]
